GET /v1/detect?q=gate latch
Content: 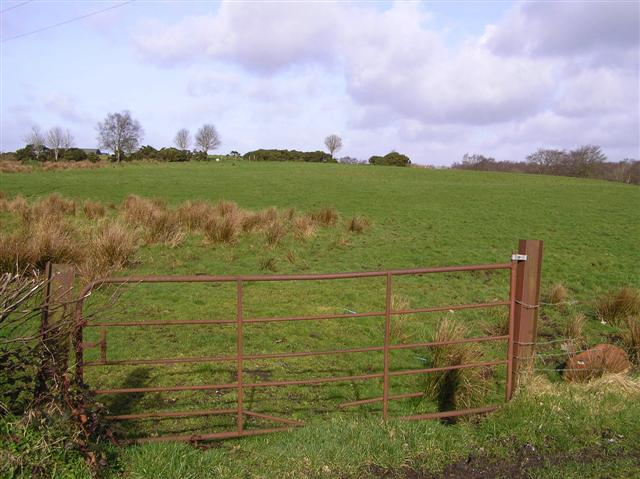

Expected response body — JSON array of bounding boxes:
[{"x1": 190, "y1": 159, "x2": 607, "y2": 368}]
[{"x1": 511, "y1": 254, "x2": 528, "y2": 261}]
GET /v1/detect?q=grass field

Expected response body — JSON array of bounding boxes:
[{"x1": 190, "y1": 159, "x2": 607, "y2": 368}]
[{"x1": 1, "y1": 161, "x2": 639, "y2": 478}]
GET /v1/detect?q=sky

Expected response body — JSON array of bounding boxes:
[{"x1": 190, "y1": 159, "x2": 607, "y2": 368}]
[{"x1": 1, "y1": 0, "x2": 639, "y2": 165}]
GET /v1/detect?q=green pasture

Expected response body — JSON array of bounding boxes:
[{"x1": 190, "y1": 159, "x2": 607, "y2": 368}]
[{"x1": 1, "y1": 161, "x2": 639, "y2": 477}]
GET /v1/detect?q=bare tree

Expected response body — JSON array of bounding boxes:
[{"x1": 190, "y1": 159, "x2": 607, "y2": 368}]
[
  {"x1": 23, "y1": 126, "x2": 45, "y2": 159},
  {"x1": 45, "y1": 127, "x2": 73, "y2": 161},
  {"x1": 324, "y1": 134, "x2": 342, "y2": 158},
  {"x1": 96, "y1": 111, "x2": 143, "y2": 162},
  {"x1": 195, "y1": 124, "x2": 221, "y2": 154},
  {"x1": 174, "y1": 128, "x2": 191, "y2": 150}
]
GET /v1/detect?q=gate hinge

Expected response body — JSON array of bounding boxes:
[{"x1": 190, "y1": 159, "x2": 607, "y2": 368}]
[{"x1": 511, "y1": 254, "x2": 528, "y2": 261}]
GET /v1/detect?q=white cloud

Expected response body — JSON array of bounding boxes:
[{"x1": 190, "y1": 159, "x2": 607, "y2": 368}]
[{"x1": 132, "y1": 1, "x2": 639, "y2": 163}]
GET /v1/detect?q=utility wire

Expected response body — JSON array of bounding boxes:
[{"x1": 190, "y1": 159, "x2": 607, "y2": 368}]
[
  {"x1": 1, "y1": 0, "x2": 133, "y2": 43},
  {"x1": 0, "y1": 0, "x2": 33, "y2": 14}
]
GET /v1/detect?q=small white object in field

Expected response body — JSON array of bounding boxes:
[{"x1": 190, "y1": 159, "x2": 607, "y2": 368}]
[{"x1": 216, "y1": 158, "x2": 220, "y2": 162}]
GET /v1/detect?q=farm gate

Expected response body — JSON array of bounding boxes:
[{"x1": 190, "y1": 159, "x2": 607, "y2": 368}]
[{"x1": 68, "y1": 239, "x2": 543, "y2": 443}]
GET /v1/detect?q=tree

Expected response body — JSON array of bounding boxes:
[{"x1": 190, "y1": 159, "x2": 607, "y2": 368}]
[
  {"x1": 195, "y1": 124, "x2": 221, "y2": 154},
  {"x1": 324, "y1": 134, "x2": 342, "y2": 158},
  {"x1": 174, "y1": 128, "x2": 191, "y2": 150},
  {"x1": 96, "y1": 111, "x2": 143, "y2": 162},
  {"x1": 23, "y1": 126, "x2": 45, "y2": 159},
  {"x1": 46, "y1": 127, "x2": 74, "y2": 161}
]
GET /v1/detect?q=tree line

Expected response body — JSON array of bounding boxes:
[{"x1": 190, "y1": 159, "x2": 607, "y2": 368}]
[{"x1": 452, "y1": 146, "x2": 639, "y2": 185}]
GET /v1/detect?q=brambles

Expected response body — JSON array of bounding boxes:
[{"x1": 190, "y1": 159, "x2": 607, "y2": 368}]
[{"x1": 594, "y1": 287, "x2": 640, "y2": 326}]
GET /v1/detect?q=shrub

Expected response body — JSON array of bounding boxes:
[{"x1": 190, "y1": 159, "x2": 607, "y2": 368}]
[
  {"x1": 158, "y1": 147, "x2": 191, "y2": 162},
  {"x1": 594, "y1": 287, "x2": 640, "y2": 326},
  {"x1": 86, "y1": 153, "x2": 100, "y2": 163},
  {"x1": 243, "y1": 149, "x2": 334, "y2": 163},
  {"x1": 423, "y1": 318, "x2": 488, "y2": 418},
  {"x1": 369, "y1": 151, "x2": 411, "y2": 167},
  {"x1": 61, "y1": 148, "x2": 88, "y2": 162}
]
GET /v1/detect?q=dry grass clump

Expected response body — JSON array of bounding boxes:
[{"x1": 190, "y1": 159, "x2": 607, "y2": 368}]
[
  {"x1": 594, "y1": 287, "x2": 640, "y2": 326},
  {"x1": 1, "y1": 217, "x2": 84, "y2": 272},
  {"x1": 310, "y1": 207, "x2": 339, "y2": 226},
  {"x1": 177, "y1": 200, "x2": 216, "y2": 231},
  {"x1": 203, "y1": 214, "x2": 241, "y2": 244},
  {"x1": 544, "y1": 282, "x2": 568, "y2": 310},
  {"x1": 215, "y1": 199, "x2": 239, "y2": 217},
  {"x1": 82, "y1": 200, "x2": 106, "y2": 219},
  {"x1": 0, "y1": 160, "x2": 33, "y2": 173},
  {"x1": 390, "y1": 295, "x2": 412, "y2": 343},
  {"x1": 424, "y1": 318, "x2": 488, "y2": 416},
  {"x1": 121, "y1": 194, "x2": 165, "y2": 226},
  {"x1": 30, "y1": 193, "x2": 76, "y2": 220},
  {"x1": 562, "y1": 312, "x2": 587, "y2": 355},
  {"x1": 81, "y1": 221, "x2": 138, "y2": 279},
  {"x1": 259, "y1": 256, "x2": 278, "y2": 272},
  {"x1": 145, "y1": 210, "x2": 185, "y2": 247},
  {"x1": 293, "y1": 216, "x2": 317, "y2": 240},
  {"x1": 264, "y1": 220, "x2": 286, "y2": 247},
  {"x1": 622, "y1": 315, "x2": 640, "y2": 366},
  {"x1": 6, "y1": 195, "x2": 30, "y2": 220},
  {"x1": 347, "y1": 216, "x2": 370, "y2": 234},
  {"x1": 41, "y1": 160, "x2": 103, "y2": 171}
]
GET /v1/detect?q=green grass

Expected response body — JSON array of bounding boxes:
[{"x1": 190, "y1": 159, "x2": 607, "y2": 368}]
[{"x1": 2, "y1": 161, "x2": 639, "y2": 477}]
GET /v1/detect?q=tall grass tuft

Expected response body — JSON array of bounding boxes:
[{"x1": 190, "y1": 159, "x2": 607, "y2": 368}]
[
  {"x1": 25, "y1": 217, "x2": 83, "y2": 270},
  {"x1": 81, "y1": 221, "x2": 137, "y2": 279},
  {"x1": 31, "y1": 193, "x2": 76, "y2": 220},
  {"x1": 390, "y1": 295, "x2": 412, "y2": 343},
  {"x1": 121, "y1": 194, "x2": 164, "y2": 227},
  {"x1": 545, "y1": 282, "x2": 568, "y2": 312},
  {"x1": 145, "y1": 210, "x2": 185, "y2": 247},
  {"x1": 203, "y1": 214, "x2": 241, "y2": 244},
  {"x1": 264, "y1": 220, "x2": 286, "y2": 247},
  {"x1": 82, "y1": 200, "x2": 106, "y2": 220},
  {"x1": 177, "y1": 200, "x2": 215, "y2": 231},
  {"x1": 594, "y1": 287, "x2": 640, "y2": 326},
  {"x1": 293, "y1": 216, "x2": 316, "y2": 240},
  {"x1": 7, "y1": 195, "x2": 31, "y2": 221},
  {"x1": 214, "y1": 199, "x2": 239, "y2": 217},
  {"x1": 310, "y1": 207, "x2": 339, "y2": 226},
  {"x1": 563, "y1": 312, "x2": 586, "y2": 355},
  {"x1": 424, "y1": 317, "x2": 487, "y2": 418},
  {"x1": 622, "y1": 316, "x2": 640, "y2": 366},
  {"x1": 347, "y1": 216, "x2": 370, "y2": 234}
]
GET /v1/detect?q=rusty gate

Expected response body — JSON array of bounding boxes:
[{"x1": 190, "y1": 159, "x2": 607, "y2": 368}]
[{"x1": 74, "y1": 240, "x2": 543, "y2": 443}]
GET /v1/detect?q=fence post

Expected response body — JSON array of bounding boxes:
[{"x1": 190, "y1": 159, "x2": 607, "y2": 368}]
[
  {"x1": 38, "y1": 262, "x2": 75, "y2": 394},
  {"x1": 510, "y1": 239, "x2": 543, "y2": 395}
]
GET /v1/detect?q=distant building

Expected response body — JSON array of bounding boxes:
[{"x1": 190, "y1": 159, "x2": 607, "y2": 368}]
[{"x1": 81, "y1": 148, "x2": 102, "y2": 155}]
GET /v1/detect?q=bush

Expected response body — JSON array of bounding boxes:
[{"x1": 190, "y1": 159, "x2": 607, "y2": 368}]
[
  {"x1": 158, "y1": 147, "x2": 191, "y2": 162},
  {"x1": 191, "y1": 151, "x2": 208, "y2": 161},
  {"x1": 15, "y1": 145, "x2": 37, "y2": 162},
  {"x1": 129, "y1": 145, "x2": 158, "y2": 161},
  {"x1": 244, "y1": 149, "x2": 335, "y2": 163},
  {"x1": 86, "y1": 153, "x2": 100, "y2": 163},
  {"x1": 368, "y1": 151, "x2": 411, "y2": 167},
  {"x1": 61, "y1": 148, "x2": 87, "y2": 162}
]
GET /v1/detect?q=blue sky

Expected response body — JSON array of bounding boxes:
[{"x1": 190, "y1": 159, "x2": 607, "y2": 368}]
[{"x1": 1, "y1": 1, "x2": 638, "y2": 164}]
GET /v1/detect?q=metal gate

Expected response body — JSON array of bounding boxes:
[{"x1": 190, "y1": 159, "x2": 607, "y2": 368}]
[{"x1": 74, "y1": 240, "x2": 543, "y2": 443}]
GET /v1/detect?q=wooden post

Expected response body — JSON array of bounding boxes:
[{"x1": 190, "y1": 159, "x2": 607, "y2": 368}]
[
  {"x1": 510, "y1": 240, "x2": 543, "y2": 394},
  {"x1": 38, "y1": 262, "x2": 75, "y2": 393}
]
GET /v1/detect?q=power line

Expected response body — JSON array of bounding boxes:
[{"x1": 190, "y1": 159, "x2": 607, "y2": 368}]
[
  {"x1": 0, "y1": 0, "x2": 34, "y2": 14},
  {"x1": 1, "y1": 0, "x2": 134, "y2": 43}
]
